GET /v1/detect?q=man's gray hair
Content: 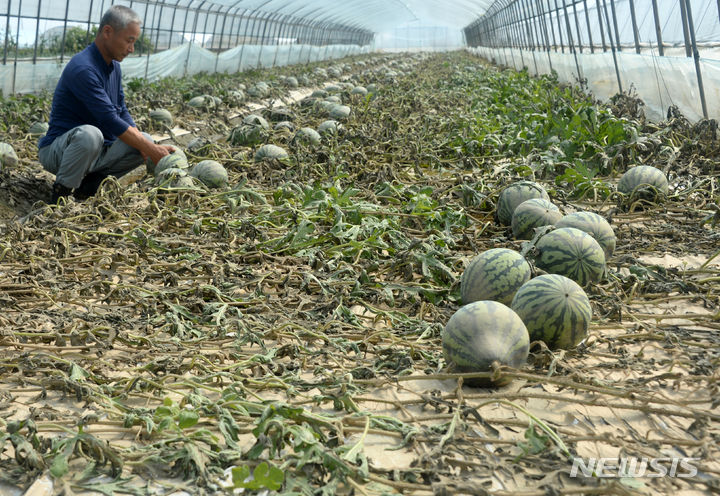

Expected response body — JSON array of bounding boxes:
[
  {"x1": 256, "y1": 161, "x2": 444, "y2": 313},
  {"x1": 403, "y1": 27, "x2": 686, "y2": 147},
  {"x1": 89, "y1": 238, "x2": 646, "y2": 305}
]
[{"x1": 99, "y1": 5, "x2": 142, "y2": 31}]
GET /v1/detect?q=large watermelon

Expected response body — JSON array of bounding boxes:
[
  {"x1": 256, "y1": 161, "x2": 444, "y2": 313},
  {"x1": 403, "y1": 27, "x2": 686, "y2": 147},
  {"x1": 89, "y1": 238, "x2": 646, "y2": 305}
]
[
  {"x1": 0, "y1": 142, "x2": 19, "y2": 169},
  {"x1": 556, "y1": 211, "x2": 616, "y2": 259},
  {"x1": 533, "y1": 227, "x2": 606, "y2": 287},
  {"x1": 229, "y1": 124, "x2": 268, "y2": 147},
  {"x1": 511, "y1": 198, "x2": 562, "y2": 240},
  {"x1": 442, "y1": 300, "x2": 529, "y2": 386},
  {"x1": 460, "y1": 248, "x2": 531, "y2": 305},
  {"x1": 189, "y1": 160, "x2": 228, "y2": 188},
  {"x1": 254, "y1": 144, "x2": 289, "y2": 162},
  {"x1": 511, "y1": 274, "x2": 592, "y2": 349},
  {"x1": 149, "y1": 108, "x2": 173, "y2": 127},
  {"x1": 149, "y1": 148, "x2": 189, "y2": 175},
  {"x1": 617, "y1": 165, "x2": 668, "y2": 202},
  {"x1": 496, "y1": 181, "x2": 550, "y2": 226}
]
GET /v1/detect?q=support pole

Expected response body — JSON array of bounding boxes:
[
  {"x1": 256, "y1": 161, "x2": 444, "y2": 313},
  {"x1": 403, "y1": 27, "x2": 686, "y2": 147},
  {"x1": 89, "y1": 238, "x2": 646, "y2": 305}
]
[{"x1": 683, "y1": 0, "x2": 708, "y2": 119}]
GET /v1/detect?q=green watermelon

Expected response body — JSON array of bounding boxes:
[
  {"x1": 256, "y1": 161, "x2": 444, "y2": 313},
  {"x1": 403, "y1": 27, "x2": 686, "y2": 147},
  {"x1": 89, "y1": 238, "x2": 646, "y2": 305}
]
[
  {"x1": 149, "y1": 109, "x2": 173, "y2": 126},
  {"x1": 511, "y1": 198, "x2": 562, "y2": 240},
  {"x1": 556, "y1": 212, "x2": 616, "y2": 259},
  {"x1": 28, "y1": 121, "x2": 49, "y2": 136},
  {"x1": 189, "y1": 160, "x2": 228, "y2": 188},
  {"x1": 617, "y1": 165, "x2": 668, "y2": 202},
  {"x1": 460, "y1": 248, "x2": 531, "y2": 305},
  {"x1": 0, "y1": 142, "x2": 19, "y2": 168},
  {"x1": 511, "y1": 274, "x2": 592, "y2": 349},
  {"x1": 329, "y1": 104, "x2": 351, "y2": 120},
  {"x1": 242, "y1": 114, "x2": 270, "y2": 130},
  {"x1": 497, "y1": 181, "x2": 550, "y2": 226},
  {"x1": 229, "y1": 124, "x2": 268, "y2": 147},
  {"x1": 294, "y1": 127, "x2": 321, "y2": 146},
  {"x1": 254, "y1": 144, "x2": 289, "y2": 162},
  {"x1": 318, "y1": 120, "x2": 341, "y2": 135},
  {"x1": 155, "y1": 167, "x2": 191, "y2": 187},
  {"x1": 534, "y1": 227, "x2": 606, "y2": 287},
  {"x1": 149, "y1": 148, "x2": 189, "y2": 175},
  {"x1": 442, "y1": 300, "x2": 529, "y2": 386},
  {"x1": 351, "y1": 86, "x2": 368, "y2": 96}
]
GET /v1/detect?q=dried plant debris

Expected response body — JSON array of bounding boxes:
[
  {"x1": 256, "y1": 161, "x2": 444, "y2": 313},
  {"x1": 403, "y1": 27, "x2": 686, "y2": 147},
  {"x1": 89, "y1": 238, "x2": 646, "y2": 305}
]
[{"x1": 1, "y1": 51, "x2": 719, "y2": 495}]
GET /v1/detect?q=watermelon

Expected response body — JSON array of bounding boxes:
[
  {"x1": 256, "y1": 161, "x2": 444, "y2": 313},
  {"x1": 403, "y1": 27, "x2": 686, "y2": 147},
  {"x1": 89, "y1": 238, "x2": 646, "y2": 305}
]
[
  {"x1": 294, "y1": 127, "x2": 321, "y2": 146},
  {"x1": 154, "y1": 167, "x2": 189, "y2": 187},
  {"x1": 442, "y1": 300, "x2": 529, "y2": 386},
  {"x1": 534, "y1": 227, "x2": 606, "y2": 287},
  {"x1": 325, "y1": 96, "x2": 343, "y2": 104},
  {"x1": 617, "y1": 165, "x2": 668, "y2": 202},
  {"x1": 511, "y1": 198, "x2": 562, "y2": 240},
  {"x1": 274, "y1": 121, "x2": 295, "y2": 133},
  {"x1": 496, "y1": 181, "x2": 550, "y2": 226},
  {"x1": 227, "y1": 90, "x2": 245, "y2": 105},
  {"x1": 254, "y1": 144, "x2": 289, "y2": 162},
  {"x1": 556, "y1": 212, "x2": 616, "y2": 259},
  {"x1": 149, "y1": 109, "x2": 173, "y2": 126},
  {"x1": 0, "y1": 142, "x2": 19, "y2": 169},
  {"x1": 311, "y1": 89, "x2": 329, "y2": 98},
  {"x1": 329, "y1": 104, "x2": 351, "y2": 121},
  {"x1": 149, "y1": 148, "x2": 189, "y2": 175},
  {"x1": 242, "y1": 114, "x2": 270, "y2": 130},
  {"x1": 28, "y1": 121, "x2": 49, "y2": 136},
  {"x1": 188, "y1": 95, "x2": 215, "y2": 109},
  {"x1": 229, "y1": 124, "x2": 268, "y2": 147},
  {"x1": 318, "y1": 120, "x2": 341, "y2": 135},
  {"x1": 189, "y1": 160, "x2": 228, "y2": 188},
  {"x1": 247, "y1": 82, "x2": 270, "y2": 98},
  {"x1": 351, "y1": 86, "x2": 368, "y2": 96},
  {"x1": 284, "y1": 76, "x2": 299, "y2": 88},
  {"x1": 324, "y1": 84, "x2": 342, "y2": 94},
  {"x1": 269, "y1": 107, "x2": 295, "y2": 122},
  {"x1": 511, "y1": 274, "x2": 592, "y2": 349},
  {"x1": 460, "y1": 248, "x2": 531, "y2": 306}
]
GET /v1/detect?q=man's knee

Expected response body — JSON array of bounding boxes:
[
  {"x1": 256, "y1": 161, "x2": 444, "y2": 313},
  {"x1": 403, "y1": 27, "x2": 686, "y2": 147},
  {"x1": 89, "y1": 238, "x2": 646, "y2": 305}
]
[{"x1": 73, "y1": 125, "x2": 104, "y2": 152}]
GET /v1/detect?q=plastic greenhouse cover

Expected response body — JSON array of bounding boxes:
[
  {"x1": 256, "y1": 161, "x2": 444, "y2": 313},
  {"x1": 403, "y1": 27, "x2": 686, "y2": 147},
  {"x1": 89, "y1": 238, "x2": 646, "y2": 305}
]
[
  {"x1": 0, "y1": 0, "x2": 494, "y2": 34},
  {"x1": 0, "y1": 42, "x2": 370, "y2": 96}
]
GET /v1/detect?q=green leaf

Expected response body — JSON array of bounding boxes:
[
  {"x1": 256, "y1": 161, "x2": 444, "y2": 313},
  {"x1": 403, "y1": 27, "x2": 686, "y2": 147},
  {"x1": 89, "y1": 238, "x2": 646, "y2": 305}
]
[
  {"x1": 69, "y1": 363, "x2": 90, "y2": 381},
  {"x1": 232, "y1": 462, "x2": 284, "y2": 490},
  {"x1": 177, "y1": 410, "x2": 199, "y2": 430}
]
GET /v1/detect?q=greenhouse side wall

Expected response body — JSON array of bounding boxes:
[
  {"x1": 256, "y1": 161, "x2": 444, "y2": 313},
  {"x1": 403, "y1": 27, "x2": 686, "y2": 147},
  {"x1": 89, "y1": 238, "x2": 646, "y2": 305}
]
[
  {"x1": 469, "y1": 47, "x2": 720, "y2": 122},
  {"x1": 469, "y1": 46, "x2": 720, "y2": 123},
  {"x1": 0, "y1": 42, "x2": 371, "y2": 96}
]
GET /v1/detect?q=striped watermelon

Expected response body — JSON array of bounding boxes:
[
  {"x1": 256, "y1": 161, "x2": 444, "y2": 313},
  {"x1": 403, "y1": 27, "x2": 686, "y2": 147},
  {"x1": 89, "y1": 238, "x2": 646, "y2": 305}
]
[
  {"x1": 511, "y1": 274, "x2": 592, "y2": 349},
  {"x1": 149, "y1": 148, "x2": 189, "y2": 175},
  {"x1": 534, "y1": 227, "x2": 606, "y2": 286},
  {"x1": 556, "y1": 212, "x2": 616, "y2": 259},
  {"x1": 460, "y1": 248, "x2": 531, "y2": 306},
  {"x1": 497, "y1": 181, "x2": 550, "y2": 226},
  {"x1": 617, "y1": 165, "x2": 668, "y2": 202},
  {"x1": 442, "y1": 300, "x2": 529, "y2": 386},
  {"x1": 511, "y1": 198, "x2": 562, "y2": 240},
  {"x1": 189, "y1": 160, "x2": 228, "y2": 188},
  {"x1": 254, "y1": 144, "x2": 289, "y2": 162}
]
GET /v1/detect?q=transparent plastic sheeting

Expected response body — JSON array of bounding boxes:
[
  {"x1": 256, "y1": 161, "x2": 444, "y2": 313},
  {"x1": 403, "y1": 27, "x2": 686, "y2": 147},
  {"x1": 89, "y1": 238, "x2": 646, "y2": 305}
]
[
  {"x1": 0, "y1": 42, "x2": 370, "y2": 96},
  {"x1": 469, "y1": 47, "x2": 720, "y2": 124}
]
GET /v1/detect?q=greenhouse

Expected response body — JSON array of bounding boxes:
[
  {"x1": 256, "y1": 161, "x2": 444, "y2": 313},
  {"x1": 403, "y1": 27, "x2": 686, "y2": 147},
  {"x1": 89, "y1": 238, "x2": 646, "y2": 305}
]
[{"x1": 0, "y1": 0, "x2": 719, "y2": 494}]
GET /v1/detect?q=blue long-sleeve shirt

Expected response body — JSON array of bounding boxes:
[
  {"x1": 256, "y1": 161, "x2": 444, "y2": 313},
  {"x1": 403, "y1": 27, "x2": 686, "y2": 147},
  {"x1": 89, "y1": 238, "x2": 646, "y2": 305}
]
[{"x1": 39, "y1": 42, "x2": 135, "y2": 148}]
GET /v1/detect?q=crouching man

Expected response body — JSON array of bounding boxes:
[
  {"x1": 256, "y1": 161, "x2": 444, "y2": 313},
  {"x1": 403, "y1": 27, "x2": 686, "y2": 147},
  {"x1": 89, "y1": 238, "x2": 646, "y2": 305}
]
[{"x1": 38, "y1": 5, "x2": 174, "y2": 203}]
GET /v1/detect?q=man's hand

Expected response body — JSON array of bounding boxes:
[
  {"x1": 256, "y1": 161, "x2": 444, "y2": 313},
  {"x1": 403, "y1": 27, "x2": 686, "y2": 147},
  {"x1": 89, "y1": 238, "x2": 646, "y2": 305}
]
[
  {"x1": 118, "y1": 126, "x2": 175, "y2": 165},
  {"x1": 144, "y1": 144, "x2": 175, "y2": 166}
]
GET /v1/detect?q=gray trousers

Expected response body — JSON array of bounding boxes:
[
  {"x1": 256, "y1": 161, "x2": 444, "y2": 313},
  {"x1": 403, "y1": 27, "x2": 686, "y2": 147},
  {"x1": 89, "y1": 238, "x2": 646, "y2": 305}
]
[{"x1": 38, "y1": 124, "x2": 152, "y2": 189}]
